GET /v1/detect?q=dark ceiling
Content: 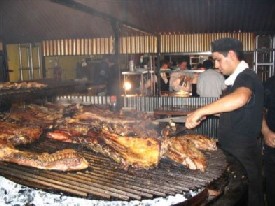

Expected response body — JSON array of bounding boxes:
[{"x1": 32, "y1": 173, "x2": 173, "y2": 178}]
[{"x1": 0, "y1": 0, "x2": 275, "y2": 43}]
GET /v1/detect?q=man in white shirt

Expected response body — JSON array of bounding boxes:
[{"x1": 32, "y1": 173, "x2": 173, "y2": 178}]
[
  {"x1": 170, "y1": 59, "x2": 192, "y2": 92},
  {"x1": 196, "y1": 60, "x2": 226, "y2": 97}
]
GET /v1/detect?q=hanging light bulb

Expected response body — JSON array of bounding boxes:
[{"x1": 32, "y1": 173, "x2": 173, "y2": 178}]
[{"x1": 123, "y1": 81, "x2": 132, "y2": 91}]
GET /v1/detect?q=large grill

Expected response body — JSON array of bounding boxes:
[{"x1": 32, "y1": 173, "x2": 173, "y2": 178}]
[{"x1": 0, "y1": 137, "x2": 227, "y2": 202}]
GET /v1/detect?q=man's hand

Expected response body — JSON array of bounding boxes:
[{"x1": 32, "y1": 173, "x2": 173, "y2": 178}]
[
  {"x1": 185, "y1": 110, "x2": 205, "y2": 129},
  {"x1": 262, "y1": 110, "x2": 275, "y2": 148},
  {"x1": 264, "y1": 130, "x2": 275, "y2": 148}
]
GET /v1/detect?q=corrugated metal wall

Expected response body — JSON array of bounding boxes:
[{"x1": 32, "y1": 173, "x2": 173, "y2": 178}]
[
  {"x1": 123, "y1": 96, "x2": 217, "y2": 112},
  {"x1": 160, "y1": 32, "x2": 255, "y2": 53},
  {"x1": 123, "y1": 96, "x2": 219, "y2": 137},
  {"x1": 119, "y1": 35, "x2": 157, "y2": 54},
  {"x1": 42, "y1": 38, "x2": 113, "y2": 56},
  {"x1": 42, "y1": 32, "x2": 255, "y2": 56}
]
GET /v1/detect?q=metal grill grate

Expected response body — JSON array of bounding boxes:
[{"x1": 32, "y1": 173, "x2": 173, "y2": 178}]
[{"x1": 0, "y1": 138, "x2": 227, "y2": 201}]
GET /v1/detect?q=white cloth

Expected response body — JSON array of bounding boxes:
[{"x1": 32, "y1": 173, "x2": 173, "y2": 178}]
[
  {"x1": 170, "y1": 70, "x2": 193, "y2": 92},
  {"x1": 197, "y1": 69, "x2": 226, "y2": 97},
  {"x1": 224, "y1": 61, "x2": 248, "y2": 86},
  {"x1": 160, "y1": 72, "x2": 168, "y2": 84}
]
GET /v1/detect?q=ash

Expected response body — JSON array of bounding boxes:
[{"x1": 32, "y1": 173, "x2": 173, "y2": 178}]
[{"x1": 0, "y1": 176, "x2": 201, "y2": 206}]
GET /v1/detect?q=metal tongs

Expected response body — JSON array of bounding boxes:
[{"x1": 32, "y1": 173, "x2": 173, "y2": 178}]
[
  {"x1": 152, "y1": 116, "x2": 187, "y2": 124},
  {"x1": 152, "y1": 116, "x2": 188, "y2": 137}
]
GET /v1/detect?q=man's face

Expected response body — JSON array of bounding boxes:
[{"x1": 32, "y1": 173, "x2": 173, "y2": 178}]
[
  {"x1": 212, "y1": 51, "x2": 235, "y2": 76},
  {"x1": 162, "y1": 63, "x2": 169, "y2": 69},
  {"x1": 179, "y1": 62, "x2": 187, "y2": 70}
]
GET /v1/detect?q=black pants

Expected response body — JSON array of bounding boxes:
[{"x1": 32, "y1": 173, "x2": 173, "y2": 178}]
[
  {"x1": 222, "y1": 144, "x2": 264, "y2": 206},
  {"x1": 264, "y1": 145, "x2": 275, "y2": 206}
]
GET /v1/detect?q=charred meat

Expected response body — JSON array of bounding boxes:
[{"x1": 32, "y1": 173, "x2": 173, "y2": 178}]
[
  {"x1": 0, "y1": 145, "x2": 88, "y2": 171},
  {"x1": 0, "y1": 118, "x2": 88, "y2": 172},
  {"x1": 0, "y1": 121, "x2": 42, "y2": 146},
  {"x1": 47, "y1": 107, "x2": 218, "y2": 171},
  {"x1": 178, "y1": 134, "x2": 217, "y2": 151},
  {"x1": 48, "y1": 128, "x2": 161, "y2": 169},
  {"x1": 162, "y1": 137, "x2": 207, "y2": 172}
]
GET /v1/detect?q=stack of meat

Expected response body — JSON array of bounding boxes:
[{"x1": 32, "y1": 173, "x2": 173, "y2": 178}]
[
  {"x1": 48, "y1": 105, "x2": 217, "y2": 171},
  {"x1": 0, "y1": 104, "x2": 217, "y2": 172},
  {"x1": 47, "y1": 106, "x2": 161, "y2": 169}
]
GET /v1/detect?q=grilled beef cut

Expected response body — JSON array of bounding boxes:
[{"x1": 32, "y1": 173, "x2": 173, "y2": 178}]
[
  {"x1": 74, "y1": 107, "x2": 159, "y2": 138},
  {"x1": 7, "y1": 104, "x2": 62, "y2": 127},
  {"x1": 0, "y1": 121, "x2": 42, "y2": 146},
  {"x1": 5, "y1": 104, "x2": 77, "y2": 128},
  {"x1": 0, "y1": 120, "x2": 88, "y2": 171},
  {"x1": 47, "y1": 129, "x2": 161, "y2": 169},
  {"x1": 178, "y1": 134, "x2": 217, "y2": 151},
  {"x1": 0, "y1": 145, "x2": 88, "y2": 171},
  {"x1": 78, "y1": 105, "x2": 149, "y2": 124},
  {"x1": 0, "y1": 81, "x2": 47, "y2": 90},
  {"x1": 162, "y1": 137, "x2": 207, "y2": 172}
]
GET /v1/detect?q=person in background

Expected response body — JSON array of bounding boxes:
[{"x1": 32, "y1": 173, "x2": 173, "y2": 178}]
[
  {"x1": 144, "y1": 60, "x2": 170, "y2": 93},
  {"x1": 195, "y1": 63, "x2": 203, "y2": 70},
  {"x1": 95, "y1": 57, "x2": 109, "y2": 86},
  {"x1": 185, "y1": 38, "x2": 264, "y2": 206},
  {"x1": 262, "y1": 74, "x2": 275, "y2": 206},
  {"x1": 105, "y1": 56, "x2": 119, "y2": 96},
  {"x1": 169, "y1": 59, "x2": 192, "y2": 92},
  {"x1": 53, "y1": 58, "x2": 62, "y2": 80},
  {"x1": 196, "y1": 59, "x2": 226, "y2": 97}
]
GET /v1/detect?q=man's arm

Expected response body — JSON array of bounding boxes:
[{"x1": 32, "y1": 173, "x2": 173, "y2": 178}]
[
  {"x1": 262, "y1": 110, "x2": 275, "y2": 148},
  {"x1": 185, "y1": 87, "x2": 252, "y2": 128}
]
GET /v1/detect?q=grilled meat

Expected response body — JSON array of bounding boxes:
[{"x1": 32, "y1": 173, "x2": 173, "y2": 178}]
[
  {"x1": 162, "y1": 137, "x2": 207, "y2": 172},
  {"x1": 178, "y1": 134, "x2": 217, "y2": 151},
  {"x1": 6, "y1": 104, "x2": 63, "y2": 128},
  {"x1": 0, "y1": 121, "x2": 42, "y2": 146},
  {"x1": 47, "y1": 106, "x2": 217, "y2": 172},
  {"x1": 48, "y1": 108, "x2": 160, "y2": 169},
  {"x1": 0, "y1": 81, "x2": 47, "y2": 90},
  {"x1": 70, "y1": 108, "x2": 159, "y2": 138},
  {"x1": 47, "y1": 108, "x2": 218, "y2": 171},
  {"x1": 0, "y1": 119, "x2": 88, "y2": 172},
  {"x1": 98, "y1": 129, "x2": 161, "y2": 168},
  {"x1": 80, "y1": 105, "x2": 149, "y2": 121},
  {"x1": 48, "y1": 129, "x2": 161, "y2": 169},
  {"x1": 0, "y1": 145, "x2": 88, "y2": 171}
]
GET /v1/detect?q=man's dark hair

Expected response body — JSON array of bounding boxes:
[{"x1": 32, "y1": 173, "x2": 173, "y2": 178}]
[
  {"x1": 202, "y1": 60, "x2": 214, "y2": 70},
  {"x1": 161, "y1": 59, "x2": 169, "y2": 66},
  {"x1": 178, "y1": 59, "x2": 188, "y2": 64},
  {"x1": 211, "y1": 38, "x2": 244, "y2": 60}
]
